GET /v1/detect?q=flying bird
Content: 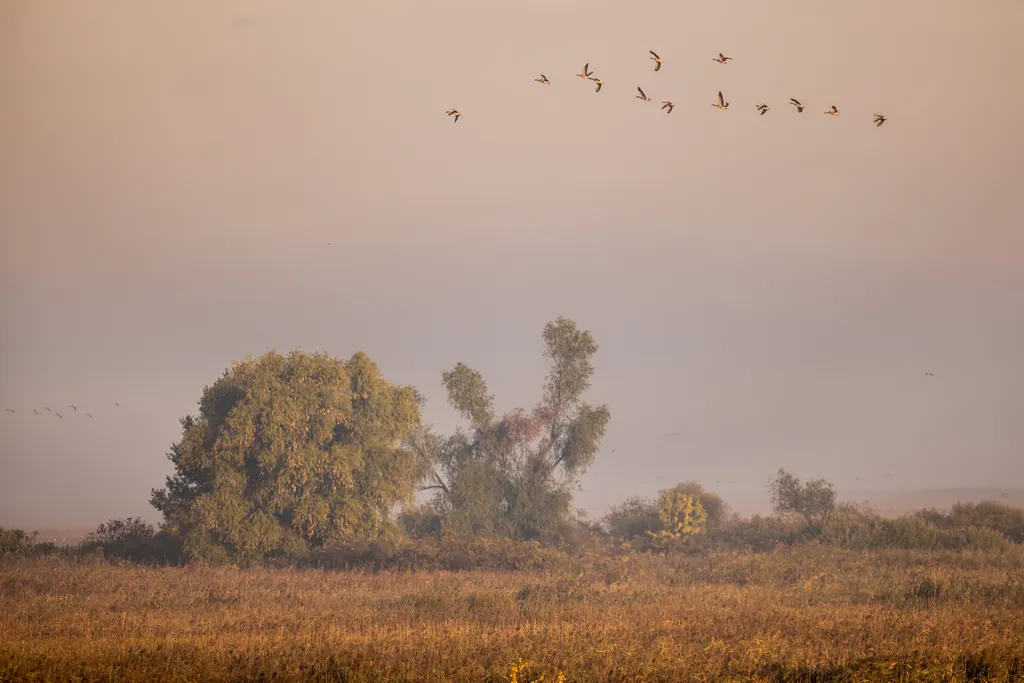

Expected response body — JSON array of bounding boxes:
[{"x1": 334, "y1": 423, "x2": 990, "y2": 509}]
[
  {"x1": 649, "y1": 50, "x2": 663, "y2": 71},
  {"x1": 33, "y1": 409, "x2": 41, "y2": 416},
  {"x1": 874, "y1": 113, "x2": 888, "y2": 127},
  {"x1": 756, "y1": 103, "x2": 770, "y2": 115},
  {"x1": 636, "y1": 86, "x2": 651, "y2": 102},
  {"x1": 712, "y1": 90, "x2": 729, "y2": 110},
  {"x1": 85, "y1": 413, "x2": 93, "y2": 418},
  {"x1": 446, "y1": 108, "x2": 461, "y2": 123},
  {"x1": 661, "y1": 101, "x2": 674, "y2": 113},
  {"x1": 534, "y1": 74, "x2": 550, "y2": 85},
  {"x1": 790, "y1": 98, "x2": 805, "y2": 113},
  {"x1": 576, "y1": 63, "x2": 594, "y2": 80},
  {"x1": 590, "y1": 77, "x2": 604, "y2": 93},
  {"x1": 69, "y1": 405, "x2": 78, "y2": 411},
  {"x1": 55, "y1": 412, "x2": 63, "y2": 419},
  {"x1": 824, "y1": 105, "x2": 839, "y2": 116},
  {"x1": 4, "y1": 409, "x2": 14, "y2": 414},
  {"x1": 713, "y1": 53, "x2": 732, "y2": 64},
  {"x1": 44, "y1": 407, "x2": 51, "y2": 412},
  {"x1": 925, "y1": 372, "x2": 935, "y2": 377},
  {"x1": 114, "y1": 402, "x2": 120, "y2": 407}
]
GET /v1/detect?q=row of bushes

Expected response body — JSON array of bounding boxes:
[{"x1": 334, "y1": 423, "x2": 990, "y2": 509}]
[{"x1": 3, "y1": 500, "x2": 1021, "y2": 568}]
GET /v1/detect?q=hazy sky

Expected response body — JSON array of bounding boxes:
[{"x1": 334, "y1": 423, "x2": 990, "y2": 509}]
[{"x1": 1, "y1": 0, "x2": 1022, "y2": 530}]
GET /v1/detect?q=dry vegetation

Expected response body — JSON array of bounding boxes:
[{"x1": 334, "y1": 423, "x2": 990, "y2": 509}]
[{"x1": 3, "y1": 545, "x2": 1024, "y2": 682}]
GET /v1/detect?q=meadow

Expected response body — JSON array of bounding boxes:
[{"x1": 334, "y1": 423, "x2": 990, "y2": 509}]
[{"x1": 3, "y1": 544, "x2": 1024, "y2": 682}]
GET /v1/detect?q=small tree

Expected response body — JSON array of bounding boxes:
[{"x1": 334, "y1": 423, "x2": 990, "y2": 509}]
[
  {"x1": 648, "y1": 490, "x2": 707, "y2": 549},
  {"x1": 768, "y1": 468, "x2": 836, "y2": 520}
]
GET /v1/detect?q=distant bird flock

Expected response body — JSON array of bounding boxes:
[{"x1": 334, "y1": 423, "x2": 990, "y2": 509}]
[
  {"x1": 3, "y1": 401, "x2": 119, "y2": 421},
  {"x1": 447, "y1": 51, "x2": 888, "y2": 127}
]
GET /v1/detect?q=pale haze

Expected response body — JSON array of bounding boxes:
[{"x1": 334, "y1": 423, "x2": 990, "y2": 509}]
[{"x1": 1, "y1": 0, "x2": 1022, "y2": 532}]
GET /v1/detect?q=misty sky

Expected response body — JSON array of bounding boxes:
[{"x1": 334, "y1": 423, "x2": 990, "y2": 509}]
[{"x1": 1, "y1": 0, "x2": 1022, "y2": 530}]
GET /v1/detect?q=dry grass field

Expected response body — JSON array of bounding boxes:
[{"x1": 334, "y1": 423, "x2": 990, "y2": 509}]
[{"x1": 2, "y1": 546, "x2": 1024, "y2": 682}]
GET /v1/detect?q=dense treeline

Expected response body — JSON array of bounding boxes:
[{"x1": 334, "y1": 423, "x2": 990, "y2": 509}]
[{"x1": 3, "y1": 315, "x2": 1022, "y2": 568}]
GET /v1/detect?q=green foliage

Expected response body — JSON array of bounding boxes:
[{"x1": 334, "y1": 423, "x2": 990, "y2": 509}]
[
  {"x1": 768, "y1": 468, "x2": 836, "y2": 520},
  {"x1": 79, "y1": 518, "x2": 184, "y2": 565},
  {"x1": 603, "y1": 483, "x2": 730, "y2": 543},
  {"x1": 647, "y1": 491, "x2": 707, "y2": 550},
  {"x1": 0, "y1": 528, "x2": 58, "y2": 559},
  {"x1": 424, "y1": 317, "x2": 611, "y2": 541},
  {"x1": 150, "y1": 349, "x2": 423, "y2": 565},
  {"x1": 950, "y1": 501, "x2": 1024, "y2": 542}
]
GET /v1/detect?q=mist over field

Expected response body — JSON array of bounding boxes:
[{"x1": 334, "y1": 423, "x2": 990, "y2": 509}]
[{"x1": 1, "y1": 1, "x2": 1023, "y2": 680}]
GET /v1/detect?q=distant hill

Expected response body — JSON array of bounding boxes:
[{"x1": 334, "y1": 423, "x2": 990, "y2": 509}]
[{"x1": 841, "y1": 488, "x2": 1024, "y2": 517}]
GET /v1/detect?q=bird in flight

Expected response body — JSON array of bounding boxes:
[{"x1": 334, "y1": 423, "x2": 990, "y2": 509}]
[
  {"x1": 446, "y1": 108, "x2": 461, "y2": 123},
  {"x1": 661, "y1": 101, "x2": 674, "y2": 114},
  {"x1": 33, "y1": 409, "x2": 41, "y2": 416},
  {"x1": 590, "y1": 77, "x2": 604, "y2": 93},
  {"x1": 756, "y1": 103, "x2": 770, "y2": 115},
  {"x1": 925, "y1": 372, "x2": 935, "y2": 377},
  {"x1": 576, "y1": 63, "x2": 594, "y2": 80},
  {"x1": 85, "y1": 413, "x2": 94, "y2": 418},
  {"x1": 4, "y1": 409, "x2": 14, "y2": 414},
  {"x1": 636, "y1": 86, "x2": 651, "y2": 102},
  {"x1": 874, "y1": 113, "x2": 888, "y2": 127},
  {"x1": 114, "y1": 401, "x2": 121, "y2": 407},
  {"x1": 824, "y1": 105, "x2": 839, "y2": 116},
  {"x1": 790, "y1": 98, "x2": 805, "y2": 113},
  {"x1": 712, "y1": 91, "x2": 729, "y2": 110},
  {"x1": 713, "y1": 53, "x2": 732, "y2": 64},
  {"x1": 534, "y1": 74, "x2": 550, "y2": 85},
  {"x1": 69, "y1": 405, "x2": 78, "y2": 411},
  {"x1": 55, "y1": 412, "x2": 63, "y2": 419},
  {"x1": 44, "y1": 407, "x2": 51, "y2": 412},
  {"x1": 649, "y1": 50, "x2": 663, "y2": 71}
]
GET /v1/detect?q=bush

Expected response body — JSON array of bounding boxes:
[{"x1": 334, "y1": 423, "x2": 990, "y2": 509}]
[
  {"x1": 0, "y1": 527, "x2": 59, "y2": 559},
  {"x1": 79, "y1": 518, "x2": 184, "y2": 565},
  {"x1": 950, "y1": 501, "x2": 1024, "y2": 543}
]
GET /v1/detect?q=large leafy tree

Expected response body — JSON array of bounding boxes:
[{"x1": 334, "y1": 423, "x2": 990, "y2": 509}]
[
  {"x1": 151, "y1": 350, "x2": 424, "y2": 564},
  {"x1": 420, "y1": 317, "x2": 611, "y2": 539}
]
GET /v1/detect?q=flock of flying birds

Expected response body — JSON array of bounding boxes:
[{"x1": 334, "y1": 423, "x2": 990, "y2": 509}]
[
  {"x1": 445, "y1": 51, "x2": 888, "y2": 128},
  {"x1": 3, "y1": 402, "x2": 120, "y2": 421}
]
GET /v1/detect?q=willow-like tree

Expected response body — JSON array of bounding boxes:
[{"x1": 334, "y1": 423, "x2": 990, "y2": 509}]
[
  {"x1": 419, "y1": 317, "x2": 611, "y2": 539},
  {"x1": 150, "y1": 350, "x2": 425, "y2": 564}
]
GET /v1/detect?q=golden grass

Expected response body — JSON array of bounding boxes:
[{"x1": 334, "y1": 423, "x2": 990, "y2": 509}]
[{"x1": 2, "y1": 546, "x2": 1024, "y2": 682}]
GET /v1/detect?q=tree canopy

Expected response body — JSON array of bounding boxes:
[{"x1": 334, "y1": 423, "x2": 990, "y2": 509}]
[
  {"x1": 768, "y1": 468, "x2": 836, "y2": 520},
  {"x1": 151, "y1": 350, "x2": 424, "y2": 564},
  {"x1": 420, "y1": 317, "x2": 611, "y2": 540}
]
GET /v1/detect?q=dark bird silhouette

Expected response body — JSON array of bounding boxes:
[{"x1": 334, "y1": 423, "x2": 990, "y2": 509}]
[
  {"x1": 114, "y1": 402, "x2": 120, "y2": 407},
  {"x1": 712, "y1": 90, "x2": 729, "y2": 110},
  {"x1": 756, "y1": 103, "x2": 770, "y2": 115},
  {"x1": 69, "y1": 405, "x2": 78, "y2": 411},
  {"x1": 576, "y1": 63, "x2": 594, "y2": 80},
  {"x1": 874, "y1": 113, "x2": 888, "y2": 127},
  {"x1": 925, "y1": 372, "x2": 935, "y2": 377},
  {"x1": 85, "y1": 413, "x2": 94, "y2": 418},
  {"x1": 4, "y1": 409, "x2": 14, "y2": 414},
  {"x1": 790, "y1": 98, "x2": 805, "y2": 113},
  {"x1": 713, "y1": 53, "x2": 732, "y2": 64},
  {"x1": 446, "y1": 108, "x2": 461, "y2": 123},
  {"x1": 824, "y1": 105, "x2": 839, "y2": 116},
  {"x1": 44, "y1": 407, "x2": 51, "y2": 412},
  {"x1": 661, "y1": 100, "x2": 674, "y2": 113},
  {"x1": 636, "y1": 86, "x2": 651, "y2": 102},
  {"x1": 590, "y1": 77, "x2": 604, "y2": 93},
  {"x1": 649, "y1": 50, "x2": 662, "y2": 71},
  {"x1": 534, "y1": 74, "x2": 550, "y2": 85},
  {"x1": 55, "y1": 412, "x2": 63, "y2": 419},
  {"x1": 33, "y1": 409, "x2": 41, "y2": 416}
]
